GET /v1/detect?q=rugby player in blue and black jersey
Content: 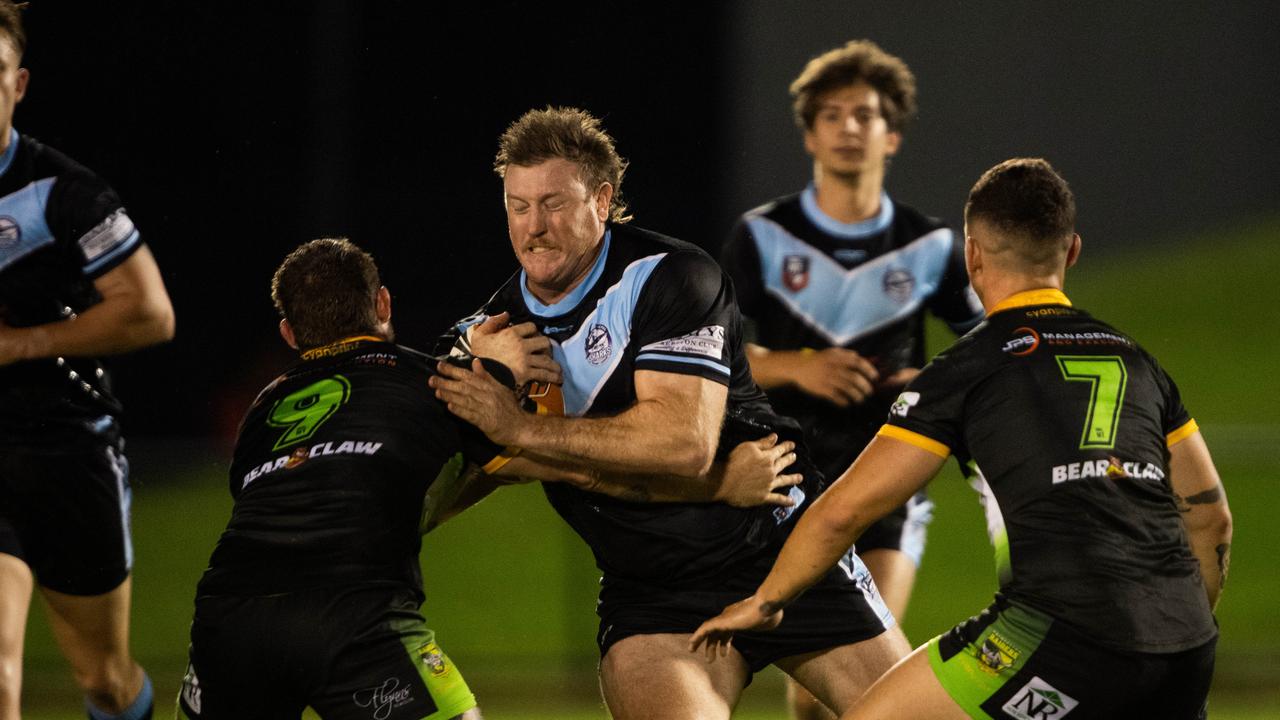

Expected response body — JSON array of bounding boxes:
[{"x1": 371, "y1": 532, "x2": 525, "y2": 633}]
[
  {"x1": 693, "y1": 158, "x2": 1231, "y2": 720},
  {"x1": 721, "y1": 41, "x2": 985, "y2": 718},
  {"x1": 179, "y1": 238, "x2": 798, "y2": 720},
  {"x1": 431, "y1": 107, "x2": 912, "y2": 719},
  {"x1": 0, "y1": 3, "x2": 174, "y2": 719}
]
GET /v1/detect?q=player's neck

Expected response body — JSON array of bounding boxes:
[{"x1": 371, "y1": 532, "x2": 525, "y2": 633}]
[
  {"x1": 980, "y1": 274, "x2": 1067, "y2": 313},
  {"x1": 813, "y1": 168, "x2": 884, "y2": 223}
]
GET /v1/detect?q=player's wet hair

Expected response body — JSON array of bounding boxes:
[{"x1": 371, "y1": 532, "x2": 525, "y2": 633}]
[
  {"x1": 965, "y1": 157, "x2": 1077, "y2": 270},
  {"x1": 494, "y1": 106, "x2": 632, "y2": 223},
  {"x1": 0, "y1": 1, "x2": 27, "y2": 57},
  {"x1": 790, "y1": 39, "x2": 917, "y2": 133},
  {"x1": 271, "y1": 238, "x2": 381, "y2": 350}
]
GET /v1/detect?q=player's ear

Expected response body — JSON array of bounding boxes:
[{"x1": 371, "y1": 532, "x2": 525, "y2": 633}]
[
  {"x1": 375, "y1": 286, "x2": 392, "y2": 323},
  {"x1": 14, "y1": 68, "x2": 27, "y2": 103},
  {"x1": 885, "y1": 129, "x2": 902, "y2": 157},
  {"x1": 1064, "y1": 233, "x2": 1082, "y2": 269},
  {"x1": 279, "y1": 319, "x2": 299, "y2": 350},
  {"x1": 594, "y1": 182, "x2": 613, "y2": 223}
]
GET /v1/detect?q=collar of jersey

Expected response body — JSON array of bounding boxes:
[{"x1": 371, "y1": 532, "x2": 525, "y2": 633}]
[
  {"x1": 0, "y1": 128, "x2": 19, "y2": 179},
  {"x1": 519, "y1": 228, "x2": 612, "y2": 317},
  {"x1": 990, "y1": 288, "x2": 1072, "y2": 314},
  {"x1": 800, "y1": 183, "x2": 894, "y2": 240},
  {"x1": 299, "y1": 334, "x2": 385, "y2": 360}
]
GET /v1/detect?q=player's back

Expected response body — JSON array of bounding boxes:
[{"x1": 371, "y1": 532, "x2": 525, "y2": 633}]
[
  {"x1": 197, "y1": 341, "x2": 476, "y2": 598},
  {"x1": 897, "y1": 291, "x2": 1216, "y2": 652}
]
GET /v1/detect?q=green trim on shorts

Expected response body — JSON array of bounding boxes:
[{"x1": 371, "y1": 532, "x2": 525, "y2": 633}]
[
  {"x1": 396, "y1": 623, "x2": 477, "y2": 720},
  {"x1": 927, "y1": 603, "x2": 1054, "y2": 719}
]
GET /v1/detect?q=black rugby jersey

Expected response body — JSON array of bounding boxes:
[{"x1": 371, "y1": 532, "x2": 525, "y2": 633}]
[
  {"x1": 196, "y1": 340, "x2": 504, "y2": 598},
  {"x1": 443, "y1": 224, "x2": 816, "y2": 588},
  {"x1": 882, "y1": 289, "x2": 1216, "y2": 652},
  {"x1": 721, "y1": 188, "x2": 983, "y2": 479},
  {"x1": 0, "y1": 130, "x2": 143, "y2": 445}
]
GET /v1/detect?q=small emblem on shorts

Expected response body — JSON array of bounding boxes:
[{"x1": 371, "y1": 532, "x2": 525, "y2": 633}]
[
  {"x1": 180, "y1": 662, "x2": 203, "y2": 715},
  {"x1": 882, "y1": 268, "x2": 914, "y2": 303},
  {"x1": 585, "y1": 323, "x2": 612, "y2": 365},
  {"x1": 353, "y1": 677, "x2": 414, "y2": 719},
  {"x1": 1002, "y1": 676, "x2": 1078, "y2": 719},
  {"x1": 782, "y1": 255, "x2": 810, "y2": 292},
  {"x1": 418, "y1": 641, "x2": 450, "y2": 677},
  {"x1": 977, "y1": 631, "x2": 1020, "y2": 673},
  {"x1": 0, "y1": 216, "x2": 19, "y2": 248}
]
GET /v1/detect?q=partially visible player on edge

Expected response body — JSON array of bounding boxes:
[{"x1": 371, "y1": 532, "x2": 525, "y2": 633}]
[
  {"x1": 177, "y1": 238, "x2": 798, "y2": 720},
  {"x1": 0, "y1": 2, "x2": 174, "y2": 718},
  {"x1": 692, "y1": 158, "x2": 1231, "y2": 720},
  {"x1": 430, "y1": 106, "x2": 911, "y2": 720},
  {"x1": 720, "y1": 40, "x2": 984, "y2": 719}
]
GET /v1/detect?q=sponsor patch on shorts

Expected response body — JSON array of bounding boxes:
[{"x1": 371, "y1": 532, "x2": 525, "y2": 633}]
[{"x1": 1001, "y1": 676, "x2": 1078, "y2": 719}]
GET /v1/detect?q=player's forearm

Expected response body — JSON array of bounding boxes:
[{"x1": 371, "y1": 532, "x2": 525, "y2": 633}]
[
  {"x1": 16, "y1": 292, "x2": 174, "y2": 360},
  {"x1": 513, "y1": 400, "x2": 719, "y2": 477},
  {"x1": 745, "y1": 343, "x2": 804, "y2": 390},
  {"x1": 757, "y1": 492, "x2": 868, "y2": 609},
  {"x1": 1183, "y1": 503, "x2": 1232, "y2": 609}
]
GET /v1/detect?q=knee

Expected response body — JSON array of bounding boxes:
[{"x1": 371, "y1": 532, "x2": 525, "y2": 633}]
[{"x1": 0, "y1": 655, "x2": 20, "y2": 699}]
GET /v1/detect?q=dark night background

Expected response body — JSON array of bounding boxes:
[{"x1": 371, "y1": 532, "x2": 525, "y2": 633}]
[{"x1": 16, "y1": 1, "x2": 1278, "y2": 449}]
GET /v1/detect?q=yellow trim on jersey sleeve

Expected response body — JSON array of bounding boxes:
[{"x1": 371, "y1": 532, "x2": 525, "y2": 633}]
[
  {"x1": 877, "y1": 425, "x2": 951, "y2": 458},
  {"x1": 481, "y1": 446, "x2": 523, "y2": 474},
  {"x1": 990, "y1": 288, "x2": 1072, "y2": 315},
  {"x1": 1166, "y1": 419, "x2": 1199, "y2": 448}
]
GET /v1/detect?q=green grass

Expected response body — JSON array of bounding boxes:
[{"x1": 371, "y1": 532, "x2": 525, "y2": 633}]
[{"x1": 20, "y1": 218, "x2": 1280, "y2": 717}]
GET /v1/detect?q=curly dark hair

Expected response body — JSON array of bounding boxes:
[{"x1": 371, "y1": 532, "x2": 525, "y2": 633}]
[{"x1": 790, "y1": 39, "x2": 917, "y2": 133}]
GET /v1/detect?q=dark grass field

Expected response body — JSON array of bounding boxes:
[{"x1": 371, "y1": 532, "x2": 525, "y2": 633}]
[{"x1": 20, "y1": 218, "x2": 1280, "y2": 717}]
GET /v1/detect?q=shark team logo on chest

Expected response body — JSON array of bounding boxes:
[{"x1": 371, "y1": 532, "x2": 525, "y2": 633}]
[
  {"x1": 0, "y1": 216, "x2": 20, "y2": 249},
  {"x1": 882, "y1": 267, "x2": 915, "y2": 303},
  {"x1": 782, "y1": 255, "x2": 810, "y2": 292},
  {"x1": 585, "y1": 323, "x2": 612, "y2": 365}
]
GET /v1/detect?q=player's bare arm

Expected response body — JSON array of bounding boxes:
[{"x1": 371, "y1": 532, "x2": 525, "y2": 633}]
[
  {"x1": 745, "y1": 343, "x2": 880, "y2": 406},
  {"x1": 0, "y1": 245, "x2": 173, "y2": 366},
  {"x1": 463, "y1": 311, "x2": 563, "y2": 386},
  {"x1": 1167, "y1": 430, "x2": 1232, "y2": 608},
  {"x1": 690, "y1": 434, "x2": 945, "y2": 658},
  {"x1": 432, "y1": 358, "x2": 727, "y2": 477}
]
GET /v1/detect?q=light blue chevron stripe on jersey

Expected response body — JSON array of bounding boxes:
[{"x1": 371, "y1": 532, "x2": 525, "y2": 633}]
[
  {"x1": 547, "y1": 252, "x2": 666, "y2": 416},
  {"x1": 0, "y1": 177, "x2": 57, "y2": 273},
  {"x1": 634, "y1": 353, "x2": 730, "y2": 376},
  {"x1": 748, "y1": 216, "x2": 954, "y2": 345},
  {"x1": 798, "y1": 184, "x2": 894, "y2": 239}
]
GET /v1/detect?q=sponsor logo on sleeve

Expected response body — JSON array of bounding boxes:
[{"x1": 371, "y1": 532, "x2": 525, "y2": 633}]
[
  {"x1": 1001, "y1": 676, "x2": 1078, "y2": 719},
  {"x1": 782, "y1": 254, "x2": 810, "y2": 292},
  {"x1": 889, "y1": 391, "x2": 920, "y2": 418},
  {"x1": 1002, "y1": 327, "x2": 1041, "y2": 356},
  {"x1": 882, "y1": 267, "x2": 915, "y2": 303},
  {"x1": 585, "y1": 323, "x2": 612, "y2": 365},
  {"x1": 77, "y1": 208, "x2": 136, "y2": 262},
  {"x1": 417, "y1": 641, "x2": 451, "y2": 677},
  {"x1": 639, "y1": 325, "x2": 726, "y2": 360}
]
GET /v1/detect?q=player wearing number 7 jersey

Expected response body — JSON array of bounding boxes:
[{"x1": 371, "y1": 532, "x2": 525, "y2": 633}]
[{"x1": 691, "y1": 158, "x2": 1231, "y2": 719}]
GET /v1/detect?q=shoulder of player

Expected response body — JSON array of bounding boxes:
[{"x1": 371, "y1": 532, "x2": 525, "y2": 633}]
[
  {"x1": 16, "y1": 133, "x2": 103, "y2": 184},
  {"x1": 739, "y1": 192, "x2": 801, "y2": 222},
  {"x1": 889, "y1": 199, "x2": 951, "y2": 238}
]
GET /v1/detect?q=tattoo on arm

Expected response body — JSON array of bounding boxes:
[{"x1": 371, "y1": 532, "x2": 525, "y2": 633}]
[
  {"x1": 1215, "y1": 543, "x2": 1231, "y2": 589},
  {"x1": 1173, "y1": 484, "x2": 1223, "y2": 513}
]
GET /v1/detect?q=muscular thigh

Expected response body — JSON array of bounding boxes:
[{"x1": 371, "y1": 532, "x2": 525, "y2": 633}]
[{"x1": 600, "y1": 633, "x2": 748, "y2": 720}]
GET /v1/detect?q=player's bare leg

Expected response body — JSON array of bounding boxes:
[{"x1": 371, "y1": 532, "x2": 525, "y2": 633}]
[
  {"x1": 600, "y1": 633, "x2": 749, "y2": 720},
  {"x1": 776, "y1": 626, "x2": 911, "y2": 716},
  {"x1": 0, "y1": 553, "x2": 33, "y2": 720},
  {"x1": 786, "y1": 548, "x2": 918, "y2": 719},
  {"x1": 842, "y1": 644, "x2": 968, "y2": 719},
  {"x1": 40, "y1": 576, "x2": 147, "y2": 714}
]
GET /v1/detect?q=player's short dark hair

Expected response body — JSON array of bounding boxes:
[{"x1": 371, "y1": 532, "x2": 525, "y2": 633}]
[
  {"x1": 790, "y1": 39, "x2": 917, "y2": 132},
  {"x1": 0, "y1": 1, "x2": 28, "y2": 57},
  {"x1": 965, "y1": 158, "x2": 1077, "y2": 268},
  {"x1": 271, "y1": 238, "x2": 381, "y2": 350},
  {"x1": 494, "y1": 106, "x2": 631, "y2": 223}
]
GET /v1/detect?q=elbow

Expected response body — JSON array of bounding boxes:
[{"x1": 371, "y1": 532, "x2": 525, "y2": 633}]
[
  {"x1": 138, "y1": 296, "x2": 176, "y2": 344},
  {"x1": 667, "y1": 437, "x2": 718, "y2": 479}
]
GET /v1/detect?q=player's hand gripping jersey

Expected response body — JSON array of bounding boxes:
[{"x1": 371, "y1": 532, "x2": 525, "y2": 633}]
[
  {"x1": 196, "y1": 340, "x2": 504, "y2": 598},
  {"x1": 0, "y1": 131, "x2": 142, "y2": 445},
  {"x1": 882, "y1": 289, "x2": 1216, "y2": 652},
  {"x1": 721, "y1": 189, "x2": 983, "y2": 478},
  {"x1": 441, "y1": 224, "x2": 822, "y2": 588}
]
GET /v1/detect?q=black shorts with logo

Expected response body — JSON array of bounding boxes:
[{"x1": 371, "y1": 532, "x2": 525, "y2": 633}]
[
  {"x1": 178, "y1": 585, "x2": 476, "y2": 720},
  {"x1": 929, "y1": 597, "x2": 1216, "y2": 719},
  {"x1": 0, "y1": 433, "x2": 133, "y2": 595},
  {"x1": 596, "y1": 546, "x2": 896, "y2": 675}
]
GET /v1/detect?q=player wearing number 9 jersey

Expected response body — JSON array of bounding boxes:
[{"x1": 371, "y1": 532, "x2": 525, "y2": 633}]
[{"x1": 691, "y1": 158, "x2": 1231, "y2": 720}]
